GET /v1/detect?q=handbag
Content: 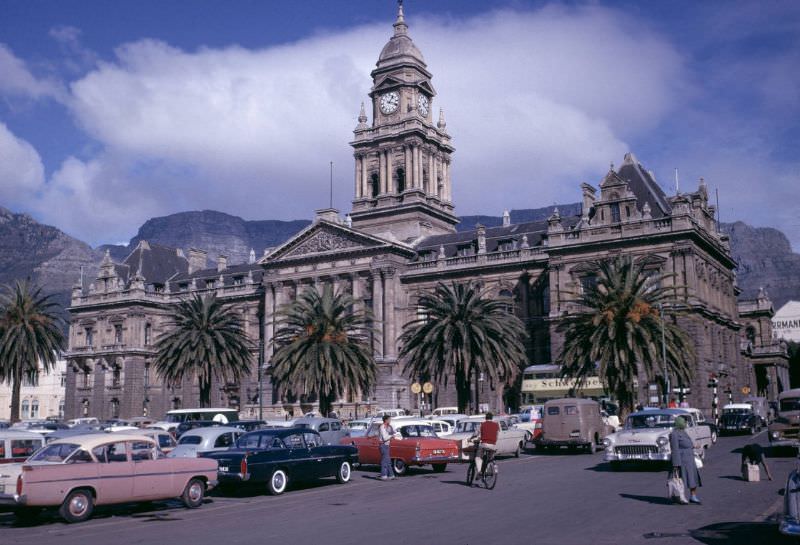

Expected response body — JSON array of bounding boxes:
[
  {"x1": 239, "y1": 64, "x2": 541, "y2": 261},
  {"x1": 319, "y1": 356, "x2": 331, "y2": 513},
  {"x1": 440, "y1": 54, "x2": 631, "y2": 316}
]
[
  {"x1": 667, "y1": 470, "x2": 688, "y2": 503},
  {"x1": 694, "y1": 453, "x2": 703, "y2": 470}
]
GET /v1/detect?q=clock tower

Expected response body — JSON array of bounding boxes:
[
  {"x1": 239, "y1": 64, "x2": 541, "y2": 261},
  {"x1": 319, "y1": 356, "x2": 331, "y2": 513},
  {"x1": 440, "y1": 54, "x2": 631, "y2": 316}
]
[{"x1": 349, "y1": 1, "x2": 457, "y2": 242}]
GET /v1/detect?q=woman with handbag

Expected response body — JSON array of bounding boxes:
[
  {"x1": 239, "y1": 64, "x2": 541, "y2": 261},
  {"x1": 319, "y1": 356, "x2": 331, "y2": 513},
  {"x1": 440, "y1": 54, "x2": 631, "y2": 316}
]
[{"x1": 670, "y1": 416, "x2": 702, "y2": 504}]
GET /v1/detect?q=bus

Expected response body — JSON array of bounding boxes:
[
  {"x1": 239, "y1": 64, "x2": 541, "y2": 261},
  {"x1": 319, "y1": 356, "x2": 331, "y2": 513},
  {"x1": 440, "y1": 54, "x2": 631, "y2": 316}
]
[
  {"x1": 152, "y1": 408, "x2": 240, "y2": 431},
  {"x1": 520, "y1": 364, "x2": 605, "y2": 404}
]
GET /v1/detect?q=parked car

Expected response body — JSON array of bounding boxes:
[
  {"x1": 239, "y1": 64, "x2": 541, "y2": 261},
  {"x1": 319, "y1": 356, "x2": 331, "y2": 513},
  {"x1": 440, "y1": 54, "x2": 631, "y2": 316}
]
[
  {"x1": 345, "y1": 418, "x2": 374, "y2": 437},
  {"x1": 678, "y1": 407, "x2": 717, "y2": 444},
  {"x1": 427, "y1": 419, "x2": 454, "y2": 436},
  {"x1": 719, "y1": 404, "x2": 764, "y2": 436},
  {"x1": 372, "y1": 408, "x2": 407, "y2": 418},
  {"x1": 431, "y1": 407, "x2": 459, "y2": 417},
  {"x1": 10, "y1": 421, "x2": 70, "y2": 435},
  {"x1": 602, "y1": 409, "x2": 712, "y2": 467},
  {"x1": 175, "y1": 419, "x2": 225, "y2": 438},
  {"x1": 46, "y1": 424, "x2": 106, "y2": 442},
  {"x1": 292, "y1": 417, "x2": 350, "y2": 445},
  {"x1": 743, "y1": 396, "x2": 769, "y2": 424},
  {"x1": 519, "y1": 405, "x2": 543, "y2": 423},
  {"x1": 780, "y1": 459, "x2": 800, "y2": 536},
  {"x1": 448, "y1": 415, "x2": 528, "y2": 459},
  {"x1": 0, "y1": 433, "x2": 218, "y2": 523},
  {"x1": 769, "y1": 388, "x2": 800, "y2": 449},
  {"x1": 224, "y1": 420, "x2": 267, "y2": 433},
  {"x1": 117, "y1": 428, "x2": 177, "y2": 454},
  {"x1": 65, "y1": 417, "x2": 99, "y2": 428},
  {"x1": 204, "y1": 427, "x2": 357, "y2": 495},
  {"x1": 0, "y1": 430, "x2": 45, "y2": 463},
  {"x1": 168, "y1": 427, "x2": 243, "y2": 458},
  {"x1": 346, "y1": 419, "x2": 460, "y2": 475},
  {"x1": 536, "y1": 398, "x2": 611, "y2": 453}
]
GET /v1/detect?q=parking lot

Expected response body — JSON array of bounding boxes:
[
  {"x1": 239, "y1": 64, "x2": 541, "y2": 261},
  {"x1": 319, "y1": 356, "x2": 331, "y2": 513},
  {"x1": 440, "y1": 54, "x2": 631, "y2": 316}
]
[{"x1": 0, "y1": 431, "x2": 791, "y2": 545}]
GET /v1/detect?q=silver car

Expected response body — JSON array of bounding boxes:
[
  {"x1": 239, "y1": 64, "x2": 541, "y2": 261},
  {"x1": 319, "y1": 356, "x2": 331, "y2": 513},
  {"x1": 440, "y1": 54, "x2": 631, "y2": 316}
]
[
  {"x1": 167, "y1": 426, "x2": 242, "y2": 458},
  {"x1": 292, "y1": 417, "x2": 350, "y2": 445}
]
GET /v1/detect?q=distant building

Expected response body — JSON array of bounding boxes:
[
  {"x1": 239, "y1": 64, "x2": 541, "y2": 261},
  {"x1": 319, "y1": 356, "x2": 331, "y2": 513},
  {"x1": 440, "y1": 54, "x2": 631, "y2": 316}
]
[
  {"x1": 773, "y1": 301, "x2": 800, "y2": 343},
  {"x1": 64, "y1": 5, "x2": 765, "y2": 420},
  {"x1": 738, "y1": 289, "x2": 790, "y2": 400},
  {"x1": 0, "y1": 355, "x2": 66, "y2": 421}
]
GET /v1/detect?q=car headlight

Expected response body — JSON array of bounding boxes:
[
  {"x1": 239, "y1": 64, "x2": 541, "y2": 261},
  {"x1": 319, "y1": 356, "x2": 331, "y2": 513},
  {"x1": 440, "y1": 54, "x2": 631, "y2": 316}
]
[
  {"x1": 772, "y1": 431, "x2": 781, "y2": 439},
  {"x1": 602, "y1": 438, "x2": 611, "y2": 447},
  {"x1": 657, "y1": 436, "x2": 669, "y2": 447}
]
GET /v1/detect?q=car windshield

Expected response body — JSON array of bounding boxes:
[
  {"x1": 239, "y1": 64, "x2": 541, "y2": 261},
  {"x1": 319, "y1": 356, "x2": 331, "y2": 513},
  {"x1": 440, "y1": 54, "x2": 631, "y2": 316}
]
[
  {"x1": 29, "y1": 442, "x2": 80, "y2": 463},
  {"x1": 349, "y1": 422, "x2": 368, "y2": 429},
  {"x1": 625, "y1": 414, "x2": 677, "y2": 429},
  {"x1": 178, "y1": 435, "x2": 203, "y2": 445},
  {"x1": 780, "y1": 398, "x2": 800, "y2": 413},
  {"x1": 723, "y1": 408, "x2": 751, "y2": 415},
  {"x1": 236, "y1": 433, "x2": 274, "y2": 449}
]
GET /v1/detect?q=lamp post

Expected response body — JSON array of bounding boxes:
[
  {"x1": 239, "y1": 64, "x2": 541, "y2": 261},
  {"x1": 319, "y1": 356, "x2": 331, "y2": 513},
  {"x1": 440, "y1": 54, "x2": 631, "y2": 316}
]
[{"x1": 659, "y1": 303, "x2": 669, "y2": 406}]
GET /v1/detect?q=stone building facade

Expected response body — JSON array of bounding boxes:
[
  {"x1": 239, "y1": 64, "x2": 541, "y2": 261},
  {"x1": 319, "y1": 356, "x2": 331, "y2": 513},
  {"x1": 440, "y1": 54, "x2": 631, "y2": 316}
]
[
  {"x1": 0, "y1": 356, "x2": 66, "y2": 421},
  {"x1": 64, "y1": 5, "x2": 766, "y2": 420}
]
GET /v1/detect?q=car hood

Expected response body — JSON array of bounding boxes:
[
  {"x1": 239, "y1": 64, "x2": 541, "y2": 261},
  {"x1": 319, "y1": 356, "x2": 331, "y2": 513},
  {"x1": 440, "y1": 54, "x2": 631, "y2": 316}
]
[{"x1": 608, "y1": 428, "x2": 670, "y2": 445}]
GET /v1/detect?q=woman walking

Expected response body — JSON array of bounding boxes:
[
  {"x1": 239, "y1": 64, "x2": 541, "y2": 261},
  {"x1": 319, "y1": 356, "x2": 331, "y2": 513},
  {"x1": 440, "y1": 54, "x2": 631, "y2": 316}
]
[{"x1": 670, "y1": 416, "x2": 702, "y2": 504}]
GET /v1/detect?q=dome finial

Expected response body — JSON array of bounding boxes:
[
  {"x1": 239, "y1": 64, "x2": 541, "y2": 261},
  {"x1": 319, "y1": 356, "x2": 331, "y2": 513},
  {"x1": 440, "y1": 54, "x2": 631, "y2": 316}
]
[{"x1": 394, "y1": 0, "x2": 408, "y2": 36}]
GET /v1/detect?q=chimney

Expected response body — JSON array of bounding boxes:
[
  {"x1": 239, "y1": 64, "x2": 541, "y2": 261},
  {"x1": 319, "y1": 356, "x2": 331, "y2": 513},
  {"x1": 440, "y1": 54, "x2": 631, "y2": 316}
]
[
  {"x1": 315, "y1": 207, "x2": 340, "y2": 223},
  {"x1": 188, "y1": 248, "x2": 208, "y2": 274},
  {"x1": 502, "y1": 210, "x2": 511, "y2": 227},
  {"x1": 217, "y1": 254, "x2": 228, "y2": 272}
]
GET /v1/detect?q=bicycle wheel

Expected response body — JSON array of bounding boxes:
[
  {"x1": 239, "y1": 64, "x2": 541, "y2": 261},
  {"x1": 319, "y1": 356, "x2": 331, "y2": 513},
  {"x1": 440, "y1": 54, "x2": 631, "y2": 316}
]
[
  {"x1": 466, "y1": 462, "x2": 476, "y2": 486},
  {"x1": 483, "y1": 461, "x2": 498, "y2": 490}
]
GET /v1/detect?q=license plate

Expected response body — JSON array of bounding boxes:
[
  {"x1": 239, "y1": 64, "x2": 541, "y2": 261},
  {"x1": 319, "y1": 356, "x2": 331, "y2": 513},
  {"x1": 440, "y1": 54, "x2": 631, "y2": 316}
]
[
  {"x1": 219, "y1": 466, "x2": 229, "y2": 472},
  {"x1": 433, "y1": 450, "x2": 445, "y2": 455}
]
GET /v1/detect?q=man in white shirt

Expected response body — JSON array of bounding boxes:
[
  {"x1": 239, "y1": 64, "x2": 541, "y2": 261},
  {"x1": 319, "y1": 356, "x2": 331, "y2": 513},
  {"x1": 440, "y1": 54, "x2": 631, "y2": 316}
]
[{"x1": 379, "y1": 415, "x2": 397, "y2": 480}]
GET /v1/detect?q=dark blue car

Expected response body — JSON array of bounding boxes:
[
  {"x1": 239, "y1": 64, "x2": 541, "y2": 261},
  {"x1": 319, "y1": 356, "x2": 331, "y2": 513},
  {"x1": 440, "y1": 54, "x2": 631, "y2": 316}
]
[{"x1": 203, "y1": 427, "x2": 358, "y2": 495}]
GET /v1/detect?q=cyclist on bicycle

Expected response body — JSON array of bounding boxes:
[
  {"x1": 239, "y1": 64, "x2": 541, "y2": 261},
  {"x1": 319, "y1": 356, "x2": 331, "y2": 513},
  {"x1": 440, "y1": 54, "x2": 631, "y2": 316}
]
[{"x1": 471, "y1": 412, "x2": 499, "y2": 477}]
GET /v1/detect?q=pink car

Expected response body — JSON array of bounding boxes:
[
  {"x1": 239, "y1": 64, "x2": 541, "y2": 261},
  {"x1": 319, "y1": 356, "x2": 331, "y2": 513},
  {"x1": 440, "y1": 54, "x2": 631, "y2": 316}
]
[{"x1": 0, "y1": 433, "x2": 218, "y2": 523}]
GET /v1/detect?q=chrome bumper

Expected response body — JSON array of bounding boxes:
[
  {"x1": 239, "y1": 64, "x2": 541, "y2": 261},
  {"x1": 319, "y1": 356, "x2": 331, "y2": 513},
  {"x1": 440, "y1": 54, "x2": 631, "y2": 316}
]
[
  {"x1": 410, "y1": 455, "x2": 459, "y2": 465},
  {"x1": 0, "y1": 493, "x2": 26, "y2": 506}
]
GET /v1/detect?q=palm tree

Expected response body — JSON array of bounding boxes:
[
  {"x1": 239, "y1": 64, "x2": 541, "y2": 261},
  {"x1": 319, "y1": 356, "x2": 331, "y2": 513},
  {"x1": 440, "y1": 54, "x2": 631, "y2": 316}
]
[
  {"x1": 154, "y1": 293, "x2": 253, "y2": 407},
  {"x1": 0, "y1": 281, "x2": 64, "y2": 423},
  {"x1": 270, "y1": 284, "x2": 376, "y2": 418},
  {"x1": 557, "y1": 256, "x2": 695, "y2": 416},
  {"x1": 399, "y1": 282, "x2": 527, "y2": 414}
]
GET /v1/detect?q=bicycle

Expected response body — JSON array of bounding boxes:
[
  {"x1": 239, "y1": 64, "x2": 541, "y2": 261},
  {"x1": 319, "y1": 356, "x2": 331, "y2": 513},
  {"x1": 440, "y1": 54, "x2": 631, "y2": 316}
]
[{"x1": 465, "y1": 439, "x2": 498, "y2": 489}]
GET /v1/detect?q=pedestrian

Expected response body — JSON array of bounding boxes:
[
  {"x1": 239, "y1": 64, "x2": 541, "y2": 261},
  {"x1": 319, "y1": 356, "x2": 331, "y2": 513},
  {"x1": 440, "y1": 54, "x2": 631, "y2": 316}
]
[
  {"x1": 668, "y1": 398, "x2": 678, "y2": 409},
  {"x1": 379, "y1": 415, "x2": 397, "y2": 480},
  {"x1": 741, "y1": 443, "x2": 773, "y2": 481},
  {"x1": 679, "y1": 399, "x2": 689, "y2": 409},
  {"x1": 670, "y1": 416, "x2": 702, "y2": 504}
]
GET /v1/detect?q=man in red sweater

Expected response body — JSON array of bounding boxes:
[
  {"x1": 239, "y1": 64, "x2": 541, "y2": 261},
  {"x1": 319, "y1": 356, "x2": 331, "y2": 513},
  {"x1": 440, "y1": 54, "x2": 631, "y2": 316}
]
[{"x1": 473, "y1": 413, "x2": 500, "y2": 478}]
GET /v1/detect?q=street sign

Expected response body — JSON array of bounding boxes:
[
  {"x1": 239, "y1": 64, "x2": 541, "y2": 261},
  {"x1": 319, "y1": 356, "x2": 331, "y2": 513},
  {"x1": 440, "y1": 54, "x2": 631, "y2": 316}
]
[
  {"x1": 741, "y1": 386, "x2": 751, "y2": 395},
  {"x1": 411, "y1": 383, "x2": 422, "y2": 394},
  {"x1": 422, "y1": 382, "x2": 433, "y2": 394}
]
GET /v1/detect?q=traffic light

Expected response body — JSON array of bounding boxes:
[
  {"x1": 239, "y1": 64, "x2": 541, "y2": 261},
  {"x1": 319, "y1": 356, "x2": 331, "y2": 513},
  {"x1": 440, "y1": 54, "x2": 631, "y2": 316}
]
[{"x1": 707, "y1": 378, "x2": 719, "y2": 388}]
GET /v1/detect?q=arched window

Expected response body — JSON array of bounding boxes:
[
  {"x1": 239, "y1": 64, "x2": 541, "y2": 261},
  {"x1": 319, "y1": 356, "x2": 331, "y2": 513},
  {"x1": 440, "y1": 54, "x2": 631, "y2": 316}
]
[
  {"x1": 610, "y1": 203, "x2": 621, "y2": 223},
  {"x1": 30, "y1": 399, "x2": 39, "y2": 418},
  {"x1": 110, "y1": 398, "x2": 120, "y2": 419},
  {"x1": 58, "y1": 399, "x2": 65, "y2": 418},
  {"x1": 396, "y1": 168, "x2": 405, "y2": 193},
  {"x1": 745, "y1": 325, "x2": 756, "y2": 345},
  {"x1": 144, "y1": 323, "x2": 152, "y2": 345},
  {"x1": 21, "y1": 400, "x2": 29, "y2": 419},
  {"x1": 82, "y1": 399, "x2": 90, "y2": 416}
]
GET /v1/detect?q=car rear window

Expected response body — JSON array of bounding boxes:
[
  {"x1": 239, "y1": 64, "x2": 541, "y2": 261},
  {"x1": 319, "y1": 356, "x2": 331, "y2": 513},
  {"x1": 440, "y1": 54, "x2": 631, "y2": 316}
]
[
  {"x1": 564, "y1": 406, "x2": 578, "y2": 415},
  {"x1": 547, "y1": 407, "x2": 560, "y2": 416},
  {"x1": 179, "y1": 435, "x2": 203, "y2": 445},
  {"x1": 11, "y1": 439, "x2": 40, "y2": 458}
]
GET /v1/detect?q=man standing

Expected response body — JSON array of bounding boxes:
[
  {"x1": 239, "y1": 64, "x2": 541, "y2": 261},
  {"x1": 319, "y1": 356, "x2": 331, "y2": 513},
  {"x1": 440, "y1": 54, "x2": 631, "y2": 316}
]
[{"x1": 379, "y1": 415, "x2": 397, "y2": 480}]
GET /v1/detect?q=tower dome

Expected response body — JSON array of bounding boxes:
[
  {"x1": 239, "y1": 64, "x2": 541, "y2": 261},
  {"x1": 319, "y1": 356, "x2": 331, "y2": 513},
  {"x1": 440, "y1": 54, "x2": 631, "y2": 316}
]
[{"x1": 376, "y1": 1, "x2": 426, "y2": 69}]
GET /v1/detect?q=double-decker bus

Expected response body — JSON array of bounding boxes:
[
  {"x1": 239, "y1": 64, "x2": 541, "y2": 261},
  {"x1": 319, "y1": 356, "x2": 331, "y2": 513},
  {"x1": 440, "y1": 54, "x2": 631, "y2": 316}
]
[{"x1": 520, "y1": 364, "x2": 605, "y2": 404}]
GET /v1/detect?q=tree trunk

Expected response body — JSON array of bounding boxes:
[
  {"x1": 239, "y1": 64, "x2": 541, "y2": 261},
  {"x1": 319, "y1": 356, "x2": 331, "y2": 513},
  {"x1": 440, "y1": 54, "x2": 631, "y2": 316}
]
[
  {"x1": 455, "y1": 366, "x2": 469, "y2": 414},
  {"x1": 319, "y1": 390, "x2": 333, "y2": 418},
  {"x1": 10, "y1": 368, "x2": 22, "y2": 423},
  {"x1": 474, "y1": 365, "x2": 480, "y2": 414}
]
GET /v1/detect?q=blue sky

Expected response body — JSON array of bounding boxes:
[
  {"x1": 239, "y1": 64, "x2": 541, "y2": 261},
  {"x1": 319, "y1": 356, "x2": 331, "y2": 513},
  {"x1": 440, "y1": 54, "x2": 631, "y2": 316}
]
[{"x1": 1, "y1": 0, "x2": 798, "y2": 250}]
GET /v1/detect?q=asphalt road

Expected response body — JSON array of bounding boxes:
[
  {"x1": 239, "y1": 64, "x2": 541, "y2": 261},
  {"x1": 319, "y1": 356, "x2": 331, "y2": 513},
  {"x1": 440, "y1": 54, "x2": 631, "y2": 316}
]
[{"x1": 1, "y1": 431, "x2": 792, "y2": 545}]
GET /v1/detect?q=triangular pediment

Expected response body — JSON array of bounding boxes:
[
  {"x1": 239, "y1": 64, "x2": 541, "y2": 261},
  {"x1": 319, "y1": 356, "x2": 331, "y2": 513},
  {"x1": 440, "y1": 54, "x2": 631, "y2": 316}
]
[
  {"x1": 373, "y1": 75, "x2": 404, "y2": 91},
  {"x1": 262, "y1": 221, "x2": 411, "y2": 263}
]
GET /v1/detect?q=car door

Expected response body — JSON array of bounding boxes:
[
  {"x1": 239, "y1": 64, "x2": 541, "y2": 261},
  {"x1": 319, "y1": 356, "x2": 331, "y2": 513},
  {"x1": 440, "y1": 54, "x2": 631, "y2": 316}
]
[
  {"x1": 132, "y1": 440, "x2": 172, "y2": 500},
  {"x1": 358, "y1": 425, "x2": 381, "y2": 465},
  {"x1": 91, "y1": 441, "x2": 134, "y2": 504},
  {"x1": 497, "y1": 420, "x2": 511, "y2": 453},
  {"x1": 284, "y1": 432, "x2": 319, "y2": 480}
]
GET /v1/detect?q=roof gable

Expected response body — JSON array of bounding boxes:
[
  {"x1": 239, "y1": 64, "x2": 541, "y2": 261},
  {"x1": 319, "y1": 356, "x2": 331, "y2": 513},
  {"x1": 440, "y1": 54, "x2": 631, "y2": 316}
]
[{"x1": 262, "y1": 220, "x2": 411, "y2": 263}]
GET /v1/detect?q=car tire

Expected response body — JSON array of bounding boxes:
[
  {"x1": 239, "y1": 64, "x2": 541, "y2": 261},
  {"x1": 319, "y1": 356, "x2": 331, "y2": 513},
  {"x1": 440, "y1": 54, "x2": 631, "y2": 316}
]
[
  {"x1": 267, "y1": 469, "x2": 288, "y2": 495},
  {"x1": 181, "y1": 478, "x2": 205, "y2": 508},
  {"x1": 711, "y1": 430, "x2": 718, "y2": 444},
  {"x1": 336, "y1": 461, "x2": 351, "y2": 484},
  {"x1": 59, "y1": 488, "x2": 94, "y2": 523},
  {"x1": 515, "y1": 443, "x2": 521, "y2": 458},
  {"x1": 610, "y1": 461, "x2": 622, "y2": 471},
  {"x1": 392, "y1": 459, "x2": 407, "y2": 476},
  {"x1": 432, "y1": 463, "x2": 447, "y2": 473},
  {"x1": 587, "y1": 442, "x2": 597, "y2": 454}
]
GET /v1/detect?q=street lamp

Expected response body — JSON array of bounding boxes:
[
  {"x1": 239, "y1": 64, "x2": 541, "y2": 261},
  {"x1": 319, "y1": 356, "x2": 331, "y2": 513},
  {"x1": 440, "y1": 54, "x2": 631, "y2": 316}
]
[{"x1": 659, "y1": 303, "x2": 669, "y2": 406}]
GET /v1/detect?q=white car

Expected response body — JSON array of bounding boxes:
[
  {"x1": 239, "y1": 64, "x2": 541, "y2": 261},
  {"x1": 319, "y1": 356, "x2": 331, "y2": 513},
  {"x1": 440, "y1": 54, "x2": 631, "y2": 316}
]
[
  {"x1": 602, "y1": 409, "x2": 712, "y2": 467},
  {"x1": 448, "y1": 416, "x2": 528, "y2": 459}
]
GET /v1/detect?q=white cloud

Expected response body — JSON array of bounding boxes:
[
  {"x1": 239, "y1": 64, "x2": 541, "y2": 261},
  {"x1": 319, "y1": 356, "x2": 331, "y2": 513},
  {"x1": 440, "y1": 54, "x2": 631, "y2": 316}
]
[
  {"x1": 0, "y1": 122, "x2": 46, "y2": 203},
  {"x1": 0, "y1": 44, "x2": 65, "y2": 101}
]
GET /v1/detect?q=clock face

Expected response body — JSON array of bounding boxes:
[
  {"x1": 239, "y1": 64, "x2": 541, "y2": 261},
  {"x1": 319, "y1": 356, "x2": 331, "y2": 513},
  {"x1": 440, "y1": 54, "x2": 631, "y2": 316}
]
[
  {"x1": 380, "y1": 92, "x2": 399, "y2": 114},
  {"x1": 418, "y1": 95, "x2": 429, "y2": 116}
]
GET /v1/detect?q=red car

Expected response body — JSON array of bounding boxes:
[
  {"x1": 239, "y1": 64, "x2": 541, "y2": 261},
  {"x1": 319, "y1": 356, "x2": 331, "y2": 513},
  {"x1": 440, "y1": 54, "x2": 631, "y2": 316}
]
[{"x1": 343, "y1": 419, "x2": 460, "y2": 476}]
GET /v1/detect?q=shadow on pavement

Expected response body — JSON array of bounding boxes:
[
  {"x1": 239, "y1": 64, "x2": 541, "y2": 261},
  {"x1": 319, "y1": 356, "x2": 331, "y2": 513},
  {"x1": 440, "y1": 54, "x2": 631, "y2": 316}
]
[
  {"x1": 586, "y1": 462, "x2": 667, "y2": 473},
  {"x1": 439, "y1": 479, "x2": 471, "y2": 487},
  {"x1": 619, "y1": 493, "x2": 674, "y2": 505},
  {"x1": 679, "y1": 520, "x2": 793, "y2": 544}
]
